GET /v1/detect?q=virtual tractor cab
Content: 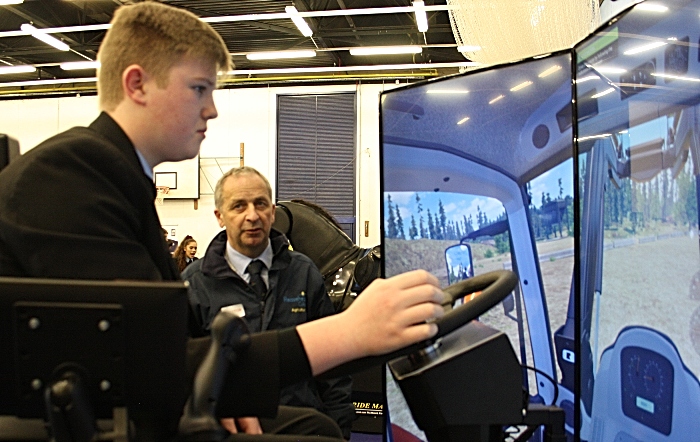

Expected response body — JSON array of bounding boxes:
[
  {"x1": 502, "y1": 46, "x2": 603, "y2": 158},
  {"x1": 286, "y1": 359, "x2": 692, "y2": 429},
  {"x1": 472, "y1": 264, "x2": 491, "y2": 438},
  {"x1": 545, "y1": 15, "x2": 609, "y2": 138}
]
[{"x1": 380, "y1": 1, "x2": 700, "y2": 440}]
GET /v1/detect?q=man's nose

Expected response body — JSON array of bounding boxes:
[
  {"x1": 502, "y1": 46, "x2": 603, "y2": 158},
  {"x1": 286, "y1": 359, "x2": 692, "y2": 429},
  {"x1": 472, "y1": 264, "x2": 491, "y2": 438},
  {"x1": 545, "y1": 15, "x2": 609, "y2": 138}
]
[{"x1": 244, "y1": 204, "x2": 260, "y2": 220}]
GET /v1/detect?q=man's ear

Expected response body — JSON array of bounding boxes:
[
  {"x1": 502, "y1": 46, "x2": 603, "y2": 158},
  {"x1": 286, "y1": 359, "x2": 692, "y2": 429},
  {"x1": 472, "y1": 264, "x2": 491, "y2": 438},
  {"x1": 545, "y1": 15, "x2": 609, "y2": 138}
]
[
  {"x1": 215, "y1": 209, "x2": 225, "y2": 228},
  {"x1": 122, "y1": 64, "x2": 148, "y2": 105},
  {"x1": 270, "y1": 204, "x2": 276, "y2": 225}
]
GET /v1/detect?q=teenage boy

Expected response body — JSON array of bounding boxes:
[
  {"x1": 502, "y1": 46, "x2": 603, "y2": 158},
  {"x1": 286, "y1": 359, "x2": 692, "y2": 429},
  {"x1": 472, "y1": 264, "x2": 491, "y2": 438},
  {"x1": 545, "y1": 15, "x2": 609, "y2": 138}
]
[{"x1": 0, "y1": 2, "x2": 445, "y2": 441}]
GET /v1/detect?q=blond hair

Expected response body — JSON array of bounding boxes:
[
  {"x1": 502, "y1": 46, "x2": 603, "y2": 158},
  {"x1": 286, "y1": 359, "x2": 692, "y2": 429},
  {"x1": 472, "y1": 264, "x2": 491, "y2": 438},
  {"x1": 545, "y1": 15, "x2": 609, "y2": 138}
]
[
  {"x1": 97, "y1": 1, "x2": 231, "y2": 111},
  {"x1": 215, "y1": 166, "x2": 273, "y2": 210}
]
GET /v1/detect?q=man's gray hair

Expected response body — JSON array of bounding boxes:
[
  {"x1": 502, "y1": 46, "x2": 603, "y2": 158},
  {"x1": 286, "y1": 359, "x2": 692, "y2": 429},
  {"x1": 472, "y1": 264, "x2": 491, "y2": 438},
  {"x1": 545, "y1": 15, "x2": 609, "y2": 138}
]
[{"x1": 214, "y1": 166, "x2": 273, "y2": 210}]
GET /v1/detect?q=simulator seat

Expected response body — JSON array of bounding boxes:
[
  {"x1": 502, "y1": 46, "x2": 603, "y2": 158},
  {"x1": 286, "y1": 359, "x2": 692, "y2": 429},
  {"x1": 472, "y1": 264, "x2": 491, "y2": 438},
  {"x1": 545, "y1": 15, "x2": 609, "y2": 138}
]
[{"x1": 588, "y1": 326, "x2": 700, "y2": 442}]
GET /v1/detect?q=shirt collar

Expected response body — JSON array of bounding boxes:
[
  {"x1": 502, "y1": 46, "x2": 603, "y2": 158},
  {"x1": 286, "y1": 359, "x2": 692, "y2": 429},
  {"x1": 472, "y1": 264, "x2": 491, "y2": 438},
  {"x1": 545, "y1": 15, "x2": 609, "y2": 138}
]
[
  {"x1": 225, "y1": 240, "x2": 273, "y2": 278},
  {"x1": 134, "y1": 148, "x2": 153, "y2": 181}
]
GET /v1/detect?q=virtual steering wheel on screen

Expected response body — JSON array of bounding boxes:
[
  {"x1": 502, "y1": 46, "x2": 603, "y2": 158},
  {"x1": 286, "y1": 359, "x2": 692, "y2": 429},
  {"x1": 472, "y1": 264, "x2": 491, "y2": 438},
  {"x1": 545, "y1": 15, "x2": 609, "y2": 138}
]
[{"x1": 320, "y1": 269, "x2": 519, "y2": 378}]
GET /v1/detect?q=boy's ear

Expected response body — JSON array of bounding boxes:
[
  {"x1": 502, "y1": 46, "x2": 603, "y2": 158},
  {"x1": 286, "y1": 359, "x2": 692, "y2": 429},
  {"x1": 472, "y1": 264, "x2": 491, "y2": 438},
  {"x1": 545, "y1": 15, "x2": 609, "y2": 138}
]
[{"x1": 122, "y1": 64, "x2": 148, "y2": 105}]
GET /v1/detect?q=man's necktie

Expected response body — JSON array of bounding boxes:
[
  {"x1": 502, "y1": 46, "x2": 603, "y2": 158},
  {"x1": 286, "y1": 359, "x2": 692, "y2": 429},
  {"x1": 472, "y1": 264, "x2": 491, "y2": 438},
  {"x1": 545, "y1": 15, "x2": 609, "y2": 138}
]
[{"x1": 246, "y1": 259, "x2": 267, "y2": 297}]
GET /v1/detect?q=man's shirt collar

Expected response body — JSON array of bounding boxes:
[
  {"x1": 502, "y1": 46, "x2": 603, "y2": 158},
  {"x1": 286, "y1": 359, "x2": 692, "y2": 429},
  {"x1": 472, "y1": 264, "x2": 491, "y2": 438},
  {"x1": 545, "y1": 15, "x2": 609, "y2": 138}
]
[{"x1": 225, "y1": 239, "x2": 273, "y2": 280}]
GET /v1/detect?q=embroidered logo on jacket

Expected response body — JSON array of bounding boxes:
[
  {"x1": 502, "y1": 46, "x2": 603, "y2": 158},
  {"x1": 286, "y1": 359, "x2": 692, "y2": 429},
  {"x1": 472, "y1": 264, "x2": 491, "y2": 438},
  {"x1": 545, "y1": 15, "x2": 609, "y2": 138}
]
[{"x1": 283, "y1": 290, "x2": 306, "y2": 313}]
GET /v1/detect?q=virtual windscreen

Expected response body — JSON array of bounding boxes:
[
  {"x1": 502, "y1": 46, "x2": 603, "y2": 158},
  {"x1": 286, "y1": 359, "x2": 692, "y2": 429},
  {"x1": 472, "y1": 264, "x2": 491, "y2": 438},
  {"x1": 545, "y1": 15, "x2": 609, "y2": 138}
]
[
  {"x1": 576, "y1": 2, "x2": 700, "y2": 440},
  {"x1": 380, "y1": 1, "x2": 700, "y2": 440},
  {"x1": 381, "y1": 51, "x2": 574, "y2": 439}
]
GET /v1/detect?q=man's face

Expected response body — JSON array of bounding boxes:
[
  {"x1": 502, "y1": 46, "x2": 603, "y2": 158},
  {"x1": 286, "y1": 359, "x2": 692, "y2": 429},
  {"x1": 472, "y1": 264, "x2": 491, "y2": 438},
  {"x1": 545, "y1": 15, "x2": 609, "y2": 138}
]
[
  {"x1": 215, "y1": 173, "x2": 275, "y2": 258},
  {"x1": 145, "y1": 57, "x2": 218, "y2": 164}
]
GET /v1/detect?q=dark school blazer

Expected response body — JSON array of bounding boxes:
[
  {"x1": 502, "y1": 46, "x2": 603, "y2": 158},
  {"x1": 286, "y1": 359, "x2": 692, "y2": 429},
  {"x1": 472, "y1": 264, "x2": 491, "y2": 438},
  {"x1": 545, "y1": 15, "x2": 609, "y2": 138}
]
[{"x1": 0, "y1": 112, "x2": 179, "y2": 281}]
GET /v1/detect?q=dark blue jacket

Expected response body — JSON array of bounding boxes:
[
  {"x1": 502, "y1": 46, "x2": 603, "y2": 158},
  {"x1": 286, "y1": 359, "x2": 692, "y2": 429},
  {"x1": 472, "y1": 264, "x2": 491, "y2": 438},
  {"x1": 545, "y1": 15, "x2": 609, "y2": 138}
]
[{"x1": 183, "y1": 229, "x2": 355, "y2": 437}]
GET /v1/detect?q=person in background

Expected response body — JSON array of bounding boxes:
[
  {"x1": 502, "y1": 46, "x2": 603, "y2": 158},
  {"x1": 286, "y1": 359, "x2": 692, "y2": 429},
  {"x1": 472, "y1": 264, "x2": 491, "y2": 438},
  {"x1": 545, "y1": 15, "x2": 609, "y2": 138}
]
[
  {"x1": 162, "y1": 227, "x2": 178, "y2": 254},
  {"x1": 174, "y1": 235, "x2": 198, "y2": 272},
  {"x1": 183, "y1": 167, "x2": 354, "y2": 439},
  {"x1": 0, "y1": 2, "x2": 446, "y2": 440}
]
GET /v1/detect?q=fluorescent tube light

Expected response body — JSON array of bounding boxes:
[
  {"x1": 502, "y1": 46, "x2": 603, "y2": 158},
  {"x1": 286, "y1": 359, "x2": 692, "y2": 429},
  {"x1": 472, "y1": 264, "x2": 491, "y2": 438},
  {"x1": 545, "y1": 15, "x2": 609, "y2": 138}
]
[
  {"x1": 489, "y1": 94, "x2": 504, "y2": 104},
  {"x1": 538, "y1": 65, "x2": 562, "y2": 78},
  {"x1": 246, "y1": 50, "x2": 316, "y2": 60},
  {"x1": 21, "y1": 23, "x2": 69, "y2": 51},
  {"x1": 457, "y1": 117, "x2": 470, "y2": 125},
  {"x1": 227, "y1": 61, "x2": 479, "y2": 75},
  {"x1": 413, "y1": 1, "x2": 429, "y2": 32},
  {"x1": 0, "y1": 77, "x2": 96, "y2": 88},
  {"x1": 623, "y1": 41, "x2": 667, "y2": 55},
  {"x1": 591, "y1": 88, "x2": 615, "y2": 98},
  {"x1": 510, "y1": 81, "x2": 533, "y2": 92},
  {"x1": 349, "y1": 46, "x2": 422, "y2": 56},
  {"x1": 60, "y1": 61, "x2": 100, "y2": 70},
  {"x1": 285, "y1": 6, "x2": 313, "y2": 37},
  {"x1": 457, "y1": 45, "x2": 481, "y2": 52},
  {"x1": 0, "y1": 0, "x2": 24, "y2": 5},
  {"x1": 0, "y1": 64, "x2": 35, "y2": 74}
]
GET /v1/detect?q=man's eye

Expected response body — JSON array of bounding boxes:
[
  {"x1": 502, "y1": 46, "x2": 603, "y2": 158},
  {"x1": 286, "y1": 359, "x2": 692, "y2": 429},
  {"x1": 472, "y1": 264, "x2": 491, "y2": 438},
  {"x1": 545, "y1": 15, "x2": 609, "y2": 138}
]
[{"x1": 193, "y1": 86, "x2": 206, "y2": 94}]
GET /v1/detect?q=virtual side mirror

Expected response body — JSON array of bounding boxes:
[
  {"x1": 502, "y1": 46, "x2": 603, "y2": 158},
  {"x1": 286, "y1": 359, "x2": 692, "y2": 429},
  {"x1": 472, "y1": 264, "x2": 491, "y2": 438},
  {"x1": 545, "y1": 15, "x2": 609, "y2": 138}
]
[{"x1": 445, "y1": 244, "x2": 474, "y2": 285}]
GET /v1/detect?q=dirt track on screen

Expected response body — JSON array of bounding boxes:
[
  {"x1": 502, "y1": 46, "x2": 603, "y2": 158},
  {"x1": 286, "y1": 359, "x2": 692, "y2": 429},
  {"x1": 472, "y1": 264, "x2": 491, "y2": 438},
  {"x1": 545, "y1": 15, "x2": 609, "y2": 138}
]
[{"x1": 385, "y1": 234, "x2": 700, "y2": 439}]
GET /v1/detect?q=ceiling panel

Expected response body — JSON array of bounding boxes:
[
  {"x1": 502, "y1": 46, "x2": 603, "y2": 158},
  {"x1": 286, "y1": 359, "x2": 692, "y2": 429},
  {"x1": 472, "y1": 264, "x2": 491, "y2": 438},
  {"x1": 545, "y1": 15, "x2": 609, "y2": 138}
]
[{"x1": 0, "y1": 0, "x2": 471, "y2": 95}]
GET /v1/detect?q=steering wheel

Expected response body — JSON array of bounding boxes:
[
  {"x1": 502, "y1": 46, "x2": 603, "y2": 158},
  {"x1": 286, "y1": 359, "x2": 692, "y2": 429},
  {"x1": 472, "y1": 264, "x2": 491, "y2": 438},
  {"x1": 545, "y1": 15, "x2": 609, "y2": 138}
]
[{"x1": 320, "y1": 269, "x2": 518, "y2": 378}]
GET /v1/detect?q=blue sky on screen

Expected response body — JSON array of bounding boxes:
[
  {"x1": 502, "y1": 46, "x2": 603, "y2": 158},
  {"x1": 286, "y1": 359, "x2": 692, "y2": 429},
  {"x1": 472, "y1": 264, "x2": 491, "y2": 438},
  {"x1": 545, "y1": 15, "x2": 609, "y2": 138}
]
[{"x1": 384, "y1": 159, "x2": 575, "y2": 233}]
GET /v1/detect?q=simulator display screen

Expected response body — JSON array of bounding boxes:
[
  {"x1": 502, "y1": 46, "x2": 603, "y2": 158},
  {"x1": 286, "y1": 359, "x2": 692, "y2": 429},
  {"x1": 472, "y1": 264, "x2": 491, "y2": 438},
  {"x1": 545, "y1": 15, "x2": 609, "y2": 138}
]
[
  {"x1": 380, "y1": 1, "x2": 700, "y2": 440},
  {"x1": 381, "y1": 52, "x2": 574, "y2": 440}
]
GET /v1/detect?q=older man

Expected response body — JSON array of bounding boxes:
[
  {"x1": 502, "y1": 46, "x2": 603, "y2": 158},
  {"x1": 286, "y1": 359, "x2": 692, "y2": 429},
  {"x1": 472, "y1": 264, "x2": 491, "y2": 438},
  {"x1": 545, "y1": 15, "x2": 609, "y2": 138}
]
[{"x1": 183, "y1": 166, "x2": 355, "y2": 439}]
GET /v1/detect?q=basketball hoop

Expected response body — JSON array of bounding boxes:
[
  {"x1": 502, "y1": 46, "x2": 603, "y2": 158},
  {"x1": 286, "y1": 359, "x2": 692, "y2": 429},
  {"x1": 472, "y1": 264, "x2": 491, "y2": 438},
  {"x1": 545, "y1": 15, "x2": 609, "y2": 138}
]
[{"x1": 155, "y1": 186, "x2": 170, "y2": 206}]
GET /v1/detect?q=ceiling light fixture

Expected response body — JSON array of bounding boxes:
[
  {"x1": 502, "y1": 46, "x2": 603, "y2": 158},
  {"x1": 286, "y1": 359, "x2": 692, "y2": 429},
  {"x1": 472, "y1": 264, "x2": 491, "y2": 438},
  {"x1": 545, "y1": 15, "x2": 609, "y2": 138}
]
[
  {"x1": 413, "y1": 1, "x2": 429, "y2": 32},
  {"x1": 227, "y1": 61, "x2": 478, "y2": 75},
  {"x1": 457, "y1": 45, "x2": 481, "y2": 53},
  {"x1": 246, "y1": 50, "x2": 316, "y2": 60},
  {"x1": 623, "y1": 41, "x2": 667, "y2": 55},
  {"x1": 349, "y1": 46, "x2": 422, "y2": 56},
  {"x1": 285, "y1": 6, "x2": 313, "y2": 37},
  {"x1": 60, "y1": 61, "x2": 100, "y2": 70},
  {"x1": 510, "y1": 81, "x2": 533, "y2": 92},
  {"x1": 457, "y1": 117, "x2": 470, "y2": 125},
  {"x1": 0, "y1": 0, "x2": 24, "y2": 5},
  {"x1": 0, "y1": 77, "x2": 96, "y2": 88},
  {"x1": 538, "y1": 65, "x2": 562, "y2": 78},
  {"x1": 20, "y1": 23, "x2": 69, "y2": 51},
  {"x1": 0, "y1": 64, "x2": 35, "y2": 75},
  {"x1": 0, "y1": 6, "x2": 455, "y2": 38}
]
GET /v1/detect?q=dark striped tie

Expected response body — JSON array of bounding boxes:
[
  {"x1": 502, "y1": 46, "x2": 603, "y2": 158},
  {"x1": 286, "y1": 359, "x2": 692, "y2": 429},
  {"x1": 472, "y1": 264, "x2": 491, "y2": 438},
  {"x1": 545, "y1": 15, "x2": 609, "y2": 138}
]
[{"x1": 246, "y1": 259, "x2": 267, "y2": 297}]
